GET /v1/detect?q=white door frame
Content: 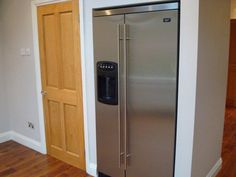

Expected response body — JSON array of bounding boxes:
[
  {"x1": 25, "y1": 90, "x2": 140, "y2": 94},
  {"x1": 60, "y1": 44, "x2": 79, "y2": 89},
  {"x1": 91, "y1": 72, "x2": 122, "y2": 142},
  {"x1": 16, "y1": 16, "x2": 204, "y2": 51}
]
[{"x1": 31, "y1": 0, "x2": 91, "y2": 174}]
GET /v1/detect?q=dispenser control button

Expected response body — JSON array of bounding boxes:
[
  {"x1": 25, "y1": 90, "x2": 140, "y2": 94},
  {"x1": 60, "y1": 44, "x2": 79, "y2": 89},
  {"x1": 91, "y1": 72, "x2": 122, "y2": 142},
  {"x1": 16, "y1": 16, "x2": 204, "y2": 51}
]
[{"x1": 97, "y1": 61, "x2": 117, "y2": 72}]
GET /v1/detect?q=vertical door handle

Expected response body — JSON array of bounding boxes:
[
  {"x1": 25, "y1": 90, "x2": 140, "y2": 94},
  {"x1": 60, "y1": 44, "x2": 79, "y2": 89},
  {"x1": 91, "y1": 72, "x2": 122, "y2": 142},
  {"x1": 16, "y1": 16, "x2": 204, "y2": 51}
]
[
  {"x1": 117, "y1": 24, "x2": 124, "y2": 168},
  {"x1": 123, "y1": 23, "x2": 128, "y2": 169}
]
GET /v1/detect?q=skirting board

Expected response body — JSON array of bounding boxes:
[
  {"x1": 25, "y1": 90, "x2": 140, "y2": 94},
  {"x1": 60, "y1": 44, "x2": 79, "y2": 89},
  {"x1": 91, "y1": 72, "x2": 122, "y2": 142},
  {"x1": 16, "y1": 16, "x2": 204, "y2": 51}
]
[
  {"x1": 0, "y1": 131, "x2": 45, "y2": 154},
  {"x1": 87, "y1": 163, "x2": 97, "y2": 177},
  {"x1": 0, "y1": 131, "x2": 12, "y2": 143},
  {"x1": 206, "y1": 158, "x2": 222, "y2": 177}
]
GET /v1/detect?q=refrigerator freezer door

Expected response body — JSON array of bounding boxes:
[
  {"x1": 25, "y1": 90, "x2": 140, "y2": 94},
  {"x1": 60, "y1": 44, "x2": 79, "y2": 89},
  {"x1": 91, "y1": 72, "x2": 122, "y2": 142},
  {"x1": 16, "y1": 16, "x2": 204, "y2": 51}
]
[
  {"x1": 93, "y1": 15, "x2": 125, "y2": 177},
  {"x1": 125, "y1": 10, "x2": 179, "y2": 177}
]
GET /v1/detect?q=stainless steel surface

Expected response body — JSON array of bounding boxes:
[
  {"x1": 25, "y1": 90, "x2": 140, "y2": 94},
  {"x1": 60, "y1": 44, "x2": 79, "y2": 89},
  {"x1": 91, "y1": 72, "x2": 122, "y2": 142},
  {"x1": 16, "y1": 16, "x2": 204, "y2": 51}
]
[
  {"x1": 93, "y1": 2, "x2": 178, "y2": 17},
  {"x1": 93, "y1": 3, "x2": 179, "y2": 177},
  {"x1": 93, "y1": 15, "x2": 125, "y2": 177},
  {"x1": 125, "y1": 10, "x2": 178, "y2": 177}
]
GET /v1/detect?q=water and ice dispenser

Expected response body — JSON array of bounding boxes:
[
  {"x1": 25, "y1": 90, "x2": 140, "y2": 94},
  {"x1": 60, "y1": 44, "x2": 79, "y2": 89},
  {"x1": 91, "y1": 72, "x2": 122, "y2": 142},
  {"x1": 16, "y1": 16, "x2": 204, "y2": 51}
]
[{"x1": 97, "y1": 61, "x2": 118, "y2": 105}]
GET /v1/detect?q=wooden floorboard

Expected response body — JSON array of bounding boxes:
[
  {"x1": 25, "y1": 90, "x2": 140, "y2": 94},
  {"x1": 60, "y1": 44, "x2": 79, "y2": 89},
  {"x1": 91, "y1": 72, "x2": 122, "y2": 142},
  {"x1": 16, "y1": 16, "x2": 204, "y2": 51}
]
[
  {"x1": 217, "y1": 107, "x2": 236, "y2": 177},
  {"x1": 0, "y1": 141, "x2": 92, "y2": 177}
]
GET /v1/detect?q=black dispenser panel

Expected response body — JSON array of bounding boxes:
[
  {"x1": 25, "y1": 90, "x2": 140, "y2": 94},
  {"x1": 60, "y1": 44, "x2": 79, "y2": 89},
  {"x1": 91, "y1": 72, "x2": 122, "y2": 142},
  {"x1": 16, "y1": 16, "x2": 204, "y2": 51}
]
[{"x1": 97, "y1": 61, "x2": 118, "y2": 105}]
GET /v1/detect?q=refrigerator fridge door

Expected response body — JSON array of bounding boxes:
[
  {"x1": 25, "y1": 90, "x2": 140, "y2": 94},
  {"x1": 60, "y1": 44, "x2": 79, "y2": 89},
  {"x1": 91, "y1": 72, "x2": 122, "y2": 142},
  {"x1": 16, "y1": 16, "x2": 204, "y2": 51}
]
[
  {"x1": 125, "y1": 10, "x2": 179, "y2": 177},
  {"x1": 93, "y1": 15, "x2": 125, "y2": 177}
]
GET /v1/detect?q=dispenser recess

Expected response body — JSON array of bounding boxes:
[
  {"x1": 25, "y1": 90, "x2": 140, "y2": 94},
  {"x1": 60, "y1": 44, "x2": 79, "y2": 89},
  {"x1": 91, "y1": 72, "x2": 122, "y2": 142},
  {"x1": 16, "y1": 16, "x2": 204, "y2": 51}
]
[{"x1": 97, "y1": 61, "x2": 118, "y2": 105}]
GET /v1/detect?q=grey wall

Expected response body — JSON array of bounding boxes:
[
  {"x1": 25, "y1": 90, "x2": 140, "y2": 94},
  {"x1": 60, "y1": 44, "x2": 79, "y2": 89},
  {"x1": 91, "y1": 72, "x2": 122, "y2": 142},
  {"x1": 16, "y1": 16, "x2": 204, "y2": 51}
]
[
  {"x1": 0, "y1": 5, "x2": 10, "y2": 133},
  {"x1": 191, "y1": 0, "x2": 230, "y2": 177},
  {"x1": 0, "y1": 0, "x2": 40, "y2": 141}
]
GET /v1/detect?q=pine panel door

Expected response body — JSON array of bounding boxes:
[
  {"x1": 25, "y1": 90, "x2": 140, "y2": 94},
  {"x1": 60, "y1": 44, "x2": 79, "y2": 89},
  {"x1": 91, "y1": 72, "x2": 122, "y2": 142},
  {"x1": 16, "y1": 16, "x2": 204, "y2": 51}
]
[{"x1": 37, "y1": 1, "x2": 86, "y2": 169}]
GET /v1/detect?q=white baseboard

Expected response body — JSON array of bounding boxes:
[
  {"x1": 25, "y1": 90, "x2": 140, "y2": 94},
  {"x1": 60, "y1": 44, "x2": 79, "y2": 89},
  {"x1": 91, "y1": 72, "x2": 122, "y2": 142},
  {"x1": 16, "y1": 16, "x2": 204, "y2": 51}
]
[
  {"x1": 0, "y1": 131, "x2": 45, "y2": 154},
  {"x1": 87, "y1": 163, "x2": 97, "y2": 177},
  {"x1": 11, "y1": 131, "x2": 45, "y2": 154},
  {"x1": 206, "y1": 158, "x2": 222, "y2": 177},
  {"x1": 0, "y1": 131, "x2": 12, "y2": 143}
]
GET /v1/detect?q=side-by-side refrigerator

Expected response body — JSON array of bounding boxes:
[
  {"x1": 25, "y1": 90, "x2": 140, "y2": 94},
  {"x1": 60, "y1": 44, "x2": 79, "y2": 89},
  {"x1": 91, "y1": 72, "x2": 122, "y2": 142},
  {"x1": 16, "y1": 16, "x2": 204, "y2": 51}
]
[{"x1": 93, "y1": 2, "x2": 179, "y2": 177}]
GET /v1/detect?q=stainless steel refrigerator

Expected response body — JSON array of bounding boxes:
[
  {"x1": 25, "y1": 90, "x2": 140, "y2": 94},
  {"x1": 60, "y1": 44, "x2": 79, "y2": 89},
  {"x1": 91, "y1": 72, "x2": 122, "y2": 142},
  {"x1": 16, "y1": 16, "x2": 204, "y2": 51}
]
[{"x1": 93, "y1": 2, "x2": 179, "y2": 177}]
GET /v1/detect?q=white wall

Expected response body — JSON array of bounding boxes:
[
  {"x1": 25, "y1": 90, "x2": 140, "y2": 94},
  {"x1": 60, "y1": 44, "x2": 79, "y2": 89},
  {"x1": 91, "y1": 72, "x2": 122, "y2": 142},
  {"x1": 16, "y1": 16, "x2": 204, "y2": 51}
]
[
  {"x1": 175, "y1": 1, "x2": 200, "y2": 176},
  {"x1": 231, "y1": 0, "x2": 236, "y2": 18},
  {"x1": 191, "y1": 1, "x2": 230, "y2": 177},
  {"x1": 0, "y1": 0, "x2": 41, "y2": 141},
  {"x1": 0, "y1": 5, "x2": 10, "y2": 133}
]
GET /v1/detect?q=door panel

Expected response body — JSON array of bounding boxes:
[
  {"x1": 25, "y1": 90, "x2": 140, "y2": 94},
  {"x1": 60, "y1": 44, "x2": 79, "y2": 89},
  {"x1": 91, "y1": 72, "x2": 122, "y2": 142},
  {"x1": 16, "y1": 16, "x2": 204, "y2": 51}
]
[
  {"x1": 60, "y1": 12, "x2": 76, "y2": 90},
  {"x1": 48, "y1": 100, "x2": 62, "y2": 149},
  {"x1": 64, "y1": 103, "x2": 80, "y2": 155},
  {"x1": 38, "y1": 1, "x2": 86, "y2": 170},
  {"x1": 43, "y1": 14, "x2": 59, "y2": 88},
  {"x1": 93, "y1": 15, "x2": 125, "y2": 177},
  {"x1": 125, "y1": 10, "x2": 178, "y2": 177}
]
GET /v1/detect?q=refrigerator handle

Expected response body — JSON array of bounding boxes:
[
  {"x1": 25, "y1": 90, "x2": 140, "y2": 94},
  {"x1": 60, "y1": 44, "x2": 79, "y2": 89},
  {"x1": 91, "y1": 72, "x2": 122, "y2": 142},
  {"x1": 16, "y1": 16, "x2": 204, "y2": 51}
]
[
  {"x1": 117, "y1": 24, "x2": 124, "y2": 168},
  {"x1": 124, "y1": 23, "x2": 128, "y2": 169}
]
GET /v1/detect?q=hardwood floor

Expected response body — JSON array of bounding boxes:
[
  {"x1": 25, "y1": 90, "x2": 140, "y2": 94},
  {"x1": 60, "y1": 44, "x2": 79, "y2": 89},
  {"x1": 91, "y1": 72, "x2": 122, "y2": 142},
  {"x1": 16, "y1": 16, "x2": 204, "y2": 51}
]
[
  {"x1": 0, "y1": 141, "x2": 92, "y2": 177},
  {"x1": 217, "y1": 107, "x2": 236, "y2": 177}
]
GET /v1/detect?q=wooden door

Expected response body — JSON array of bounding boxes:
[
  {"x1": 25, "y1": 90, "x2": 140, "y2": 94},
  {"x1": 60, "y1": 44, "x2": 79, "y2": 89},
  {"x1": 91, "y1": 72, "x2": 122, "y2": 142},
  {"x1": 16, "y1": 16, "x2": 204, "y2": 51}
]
[
  {"x1": 37, "y1": 0, "x2": 86, "y2": 169},
  {"x1": 227, "y1": 20, "x2": 236, "y2": 107}
]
